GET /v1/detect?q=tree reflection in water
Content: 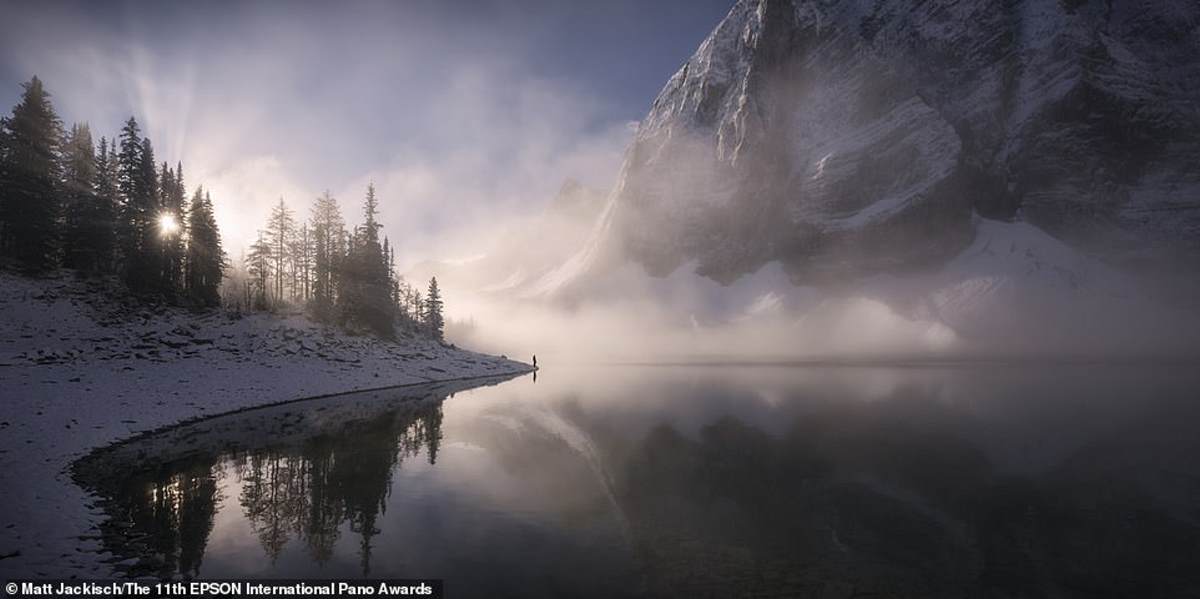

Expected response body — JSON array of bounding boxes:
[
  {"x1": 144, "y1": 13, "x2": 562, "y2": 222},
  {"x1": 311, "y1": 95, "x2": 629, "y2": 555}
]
[
  {"x1": 233, "y1": 403, "x2": 443, "y2": 573},
  {"x1": 73, "y1": 385, "x2": 450, "y2": 579}
]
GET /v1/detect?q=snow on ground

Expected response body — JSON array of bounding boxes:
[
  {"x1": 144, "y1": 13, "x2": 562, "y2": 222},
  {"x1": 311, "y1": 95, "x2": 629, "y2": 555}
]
[{"x1": 0, "y1": 270, "x2": 532, "y2": 577}]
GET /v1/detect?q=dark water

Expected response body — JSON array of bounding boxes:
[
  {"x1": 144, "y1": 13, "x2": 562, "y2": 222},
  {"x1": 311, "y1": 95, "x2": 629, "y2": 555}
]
[{"x1": 74, "y1": 364, "x2": 1200, "y2": 598}]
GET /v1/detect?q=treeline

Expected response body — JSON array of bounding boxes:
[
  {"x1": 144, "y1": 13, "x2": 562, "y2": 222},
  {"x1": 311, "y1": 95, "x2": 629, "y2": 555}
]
[
  {"x1": 232, "y1": 186, "x2": 445, "y2": 342},
  {"x1": 0, "y1": 77, "x2": 224, "y2": 306},
  {"x1": 0, "y1": 76, "x2": 446, "y2": 343}
]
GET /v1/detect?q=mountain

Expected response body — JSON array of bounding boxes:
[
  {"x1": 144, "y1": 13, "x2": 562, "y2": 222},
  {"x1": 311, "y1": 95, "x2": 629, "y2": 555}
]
[{"x1": 539, "y1": 0, "x2": 1200, "y2": 293}]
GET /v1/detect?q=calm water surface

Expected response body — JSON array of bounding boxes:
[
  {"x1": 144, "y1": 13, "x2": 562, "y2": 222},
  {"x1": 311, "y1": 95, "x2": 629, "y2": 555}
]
[{"x1": 74, "y1": 364, "x2": 1200, "y2": 598}]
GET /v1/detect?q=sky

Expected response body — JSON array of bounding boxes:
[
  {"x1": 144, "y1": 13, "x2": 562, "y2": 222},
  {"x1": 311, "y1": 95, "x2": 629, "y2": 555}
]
[{"x1": 0, "y1": 0, "x2": 734, "y2": 263}]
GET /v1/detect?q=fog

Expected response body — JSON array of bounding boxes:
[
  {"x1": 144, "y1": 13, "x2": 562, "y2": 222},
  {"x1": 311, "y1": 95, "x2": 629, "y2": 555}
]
[
  {"x1": 440, "y1": 262, "x2": 1200, "y2": 364},
  {"x1": 445, "y1": 292, "x2": 959, "y2": 364},
  {"x1": 5, "y1": 1, "x2": 1199, "y2": 363}
]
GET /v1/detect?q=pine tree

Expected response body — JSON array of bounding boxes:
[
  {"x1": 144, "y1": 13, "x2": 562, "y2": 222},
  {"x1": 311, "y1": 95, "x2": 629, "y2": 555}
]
[
  {"x1": 309, "y1": 191, "x2": 345, "y2": 321},
  {"x1": 61, "y1": 123, "x2": 99, "y2": 270},
  {"x1": 156, "y1": 161, "x2": 186, "y2": 293},
  {"x1": 185, "y1": 187, "x2": 224, "y2": 307},
  {"x1": 158, "y1": 162, "x2": 174, "y2": 287},
  {"x1": 383, "y1": 236, "x2": 396, "y2": 321},
  {"x1": 424, "y1": 277, "x2": 444, "y2": 342},
  {"x1": 172, "y1": 162, "x2": 188, "y2": 290},
  {"x1": 116, "y1": 117, "x2": 160, "y2": 292},
  {"x1": 338, "y1": 184, "x2": 393, "y2": 337},
  {"x1": 0, "y1": 76, "x2": 63, "y2": 272},
  {"x1": 84, "y1": 136, "x2": 118, "y2": 272}
]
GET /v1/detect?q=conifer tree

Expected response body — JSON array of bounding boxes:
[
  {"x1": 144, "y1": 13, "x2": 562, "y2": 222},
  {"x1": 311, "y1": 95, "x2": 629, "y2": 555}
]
[
  {"x1": 410, "y1": 288, "x2": 423, "y2": 330},
  {"x1": 265, "y1": 197, "x2": 295, "y2": 303},
  {"x1": 309, "y1": 191, "x2": 345, "y2": 321},
  {"x1": 170, "y1": 161, "x2": 188, "y2": 290},
  {"x1": 338, "y1": 184, "x2": 393, "y2": 337},
  {"x1": 246, "y1": 230, "x2": 273, "y2": 310},
  {"x1": 185, "y1": 187, "x2": 224, "y2": 307},
  {"x1": 61, "y1": 123, "x2": 99, "y2": 270},
  {"x1": 156, "y1": 161, "x2": 187, "y2": 292},
  {"x1": 116, "y1": 118, "x2": 160, "y2": 291},
  {"x1": 84, "y1": 135, "x2": 118, "y2": 272},
  {"x1": 0, "y1": 76, "x2": 63, "y2": 272},
  {"x1": 424, "y1": 277, "x2": 444, "y2": 342},
  {"x1": 157, "y1": 162, "x2": 177, "y2": 290},
  {"x1": 291, "y1": 222, "x2": 312, "y2": 302}
]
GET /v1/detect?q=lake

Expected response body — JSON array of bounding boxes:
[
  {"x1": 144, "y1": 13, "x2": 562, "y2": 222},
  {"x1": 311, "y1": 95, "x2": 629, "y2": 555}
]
[{"x1": 73, "y1": 363, "x2": 1200, "y2": 598}]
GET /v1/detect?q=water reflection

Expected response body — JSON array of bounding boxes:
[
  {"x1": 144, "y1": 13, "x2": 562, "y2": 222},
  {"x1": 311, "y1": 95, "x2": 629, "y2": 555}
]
[
  {"x1": 72, "y1": 365, "x2": 1200, "y2": 597},
  {"x1": 74, "y1": 379, "x2": 470, "y2": 579},
  {"x1": 621, "y1": 396, "x2": 1200, "y2": 597},
  {"x1": 232, "y1": 401, "x2": 442, "y2": 573}
]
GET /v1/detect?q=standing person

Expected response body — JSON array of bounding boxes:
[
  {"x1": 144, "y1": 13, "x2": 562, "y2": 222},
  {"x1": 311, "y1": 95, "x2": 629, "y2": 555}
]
[{"x1": 533, "y1": 354, "x2": 538, "y2": 368}]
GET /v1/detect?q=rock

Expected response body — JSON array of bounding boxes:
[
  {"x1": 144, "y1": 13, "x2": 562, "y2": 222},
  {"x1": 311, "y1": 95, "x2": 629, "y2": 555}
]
[{"x1": 564, "y1": 0, "x2": 1200, "y2": 287}]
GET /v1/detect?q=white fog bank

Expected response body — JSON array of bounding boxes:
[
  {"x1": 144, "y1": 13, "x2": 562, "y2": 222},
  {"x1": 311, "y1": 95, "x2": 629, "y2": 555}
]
[{"x1": 437, "y1": 218, "x2": 1200, "y2": 363}]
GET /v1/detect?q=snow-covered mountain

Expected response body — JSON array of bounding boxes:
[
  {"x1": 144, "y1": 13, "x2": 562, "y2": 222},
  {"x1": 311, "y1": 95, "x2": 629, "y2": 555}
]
[
  {"x1": 425, "y1": 0, "x2": 1200, "y2": 357},
  {"x1": 538, "y1": 0, "x2": 1200, "y2": 292}
]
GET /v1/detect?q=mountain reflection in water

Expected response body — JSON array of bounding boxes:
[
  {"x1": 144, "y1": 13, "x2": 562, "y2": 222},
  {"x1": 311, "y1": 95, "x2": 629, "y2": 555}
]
[{"x1": 73, "y1": 365, "x2": 1200, "y2": 598}]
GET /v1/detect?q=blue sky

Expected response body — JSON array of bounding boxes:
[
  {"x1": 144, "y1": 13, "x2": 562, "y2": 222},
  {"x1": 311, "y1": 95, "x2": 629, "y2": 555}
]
[{"x1": 0, "y1": 0, "x2": 734, "y2": 259}]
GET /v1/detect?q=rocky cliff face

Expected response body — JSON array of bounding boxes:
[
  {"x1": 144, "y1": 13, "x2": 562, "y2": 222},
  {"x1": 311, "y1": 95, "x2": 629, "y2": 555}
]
[{"x1": 596, "y1": 0, "x2": 1200, "y2": 284}]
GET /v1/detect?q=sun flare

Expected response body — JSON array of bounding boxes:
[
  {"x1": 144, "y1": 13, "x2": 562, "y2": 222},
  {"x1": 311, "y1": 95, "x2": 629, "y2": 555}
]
[{"x1": 158, "y1": 213, "x2": 179, "y2": 237}]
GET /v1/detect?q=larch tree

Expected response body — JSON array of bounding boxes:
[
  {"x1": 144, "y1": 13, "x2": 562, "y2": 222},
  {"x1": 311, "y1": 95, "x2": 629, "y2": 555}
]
[
  {"x1": 245, "y1": 230, "x2": 273, "y2": 310},
  {"x1": 265, "y1": 197, "x2": 296, "y2": 304},
  {"x1": 291, "y1": 221, "x2": 312, "y2": 302}
]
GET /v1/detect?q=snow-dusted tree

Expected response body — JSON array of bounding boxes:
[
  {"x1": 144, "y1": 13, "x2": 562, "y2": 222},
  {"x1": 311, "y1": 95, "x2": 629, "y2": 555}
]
[
  {"x1": 309, "y1": 191, "x2": 345, "y2": 321},
  {"x1": 265, "y1": 197, "x2": 295, "y2": 303},
  {"x1": 409, "y1": 287, "x2": 423, "y2": 330},
  {"x1": 384, "y1": 236, "x2": 398, "y2": 322},
  {"x1": 158, "y1": 161, "x2": 187, "y2": 293},
  {"x1": 338, "y1": 184, "x2": 393, "y2": 337},
  {"x1": 79, "y1": 136, "x2": 119, "y2": 273},
  {"x1": 245, "y1": 230, "x2": 273, "y2": 310},
  {"x1": 185, "y1": 187, "x2": 224, "y2": 307},
  {"x1": 60, "y1": 122, "x2": 102, "y2": 271},
  {"x1": 291, "y1": 222, "x2": 313, "y2": 302},
  {"x1": 424, "y1": 277, "x2": 444, "y2": 342},
  {"x1": 0, "y1": 76, "x2": 63, "y2": 272},
  {"x1": 116, "y1": 118, "x2": 161, "y2": 292}
]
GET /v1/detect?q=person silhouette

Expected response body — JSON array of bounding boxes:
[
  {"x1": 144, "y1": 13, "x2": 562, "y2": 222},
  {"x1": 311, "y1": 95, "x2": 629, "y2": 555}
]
[{"x1": 533, "y1": 354, "x2": 538, "y2": 368}]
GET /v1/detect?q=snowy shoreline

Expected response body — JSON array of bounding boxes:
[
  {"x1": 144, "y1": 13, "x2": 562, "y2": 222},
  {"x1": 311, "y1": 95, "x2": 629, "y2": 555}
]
[{"x1": 0, "y1": 271, "x2": 533, "y2": 577}]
